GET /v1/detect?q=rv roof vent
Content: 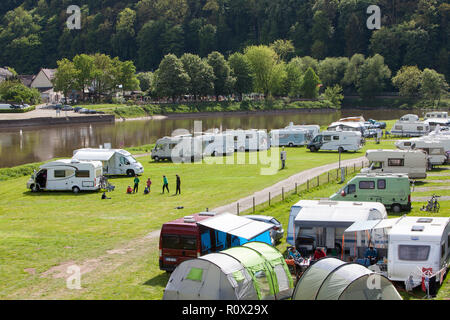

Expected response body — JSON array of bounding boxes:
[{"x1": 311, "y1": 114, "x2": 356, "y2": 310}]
[
  {"x1": 417, "y1": 218, "x2": 433, "y2": 223},
  {"x1": 318, "y1": 200, "x2": 338, "y2": 205},
  {"x1": 353, "y1": 202, "x2": 363, "y2": 206},
  {"x1": 183, "y1": 216, "x2": 196, "y2": 223},
  {"x1": 411, "y1": 225, "x2": 425, "y2": 232},
  {"x1": 199, "y1": 211, "x2": 216, "y2": 217}
]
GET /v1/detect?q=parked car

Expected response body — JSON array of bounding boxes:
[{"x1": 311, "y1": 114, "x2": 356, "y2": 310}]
[
  {"x1": 88, "y1": 109, "x2": 97, "y2": 114},
  {"x1": 79, "y1": 108, "x2": 90, "y2": 114},
  {"x1": 10, "y1": 104, "x2": 24, "y2": 109},
  {"x1": 366, "y1": 119, "x2": 386, "y2": 129},
  {"x1": 61, "y1": 105, "x2": 73, "y2": 111},
  {"x1": 240, "y1": 215, "x2": 284, "y2": 244},
  {"x1": 73, "y1": 106, "x2": 83, "y2": 112}
]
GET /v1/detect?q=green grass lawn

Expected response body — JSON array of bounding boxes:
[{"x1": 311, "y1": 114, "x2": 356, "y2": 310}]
[{"x1": 0, "y1": 140, "x2": 392, "y2": 299}]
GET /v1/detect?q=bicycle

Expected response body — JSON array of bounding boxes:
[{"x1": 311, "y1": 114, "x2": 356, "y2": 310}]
[{"x1": 420, "y1": 194, "x2": 440, "y2": 213}]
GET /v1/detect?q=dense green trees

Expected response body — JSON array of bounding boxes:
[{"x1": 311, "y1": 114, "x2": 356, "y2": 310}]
[
  {"x1": 0, "y1": 80, "x2": 41, "y2": 104},
  {"x1": 0, "y1": 0, "x2": 448, "y2": 84}
]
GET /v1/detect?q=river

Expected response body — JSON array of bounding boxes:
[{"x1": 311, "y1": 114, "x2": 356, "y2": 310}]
[{"x1": 0, "y1": 108, "x2": 409, "y2": 168}]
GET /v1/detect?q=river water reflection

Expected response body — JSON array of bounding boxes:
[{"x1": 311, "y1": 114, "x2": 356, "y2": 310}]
[{"x1": 0, "y1": 108, "x2": 412, "y2": 168}]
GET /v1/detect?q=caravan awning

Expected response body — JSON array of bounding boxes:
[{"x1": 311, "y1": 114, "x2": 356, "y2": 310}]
[
  {"x1": 197, "y1": 213, "x2": 273, "y2": 240},
  {"x1": 345, "y1": 218, "x2": 403, "y2": 233},
  {"x1": 73, "y1": 150, "x2": 115, "y2": 161}
]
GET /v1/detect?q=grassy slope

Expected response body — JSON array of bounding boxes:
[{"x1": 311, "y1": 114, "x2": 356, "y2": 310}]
[{"x1": 0, "y1": 140, "x2": 393, "y2": 299}]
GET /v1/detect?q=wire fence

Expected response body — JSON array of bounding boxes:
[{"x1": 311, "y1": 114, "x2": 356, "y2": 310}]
[{"x1": 237, "y1": 159, "x2": 370, "y2": 215}]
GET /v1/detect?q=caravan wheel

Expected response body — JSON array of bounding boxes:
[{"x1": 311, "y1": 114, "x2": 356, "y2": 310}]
[
  {"x1": 288, "y1": 142, "x2": 294, "y2": 147},
  {"x1": 391, "y1": 203, "x2": 402, "y2": 213},
  {"x1": 153, "y1": 156, "x2": 160, "y2": 162},
  {"x1": 126, "y1": 169, "x2": 135, "y2": 177},
  {"x1": 72, "y1": 186, "x2": 80, "y2": 194}
]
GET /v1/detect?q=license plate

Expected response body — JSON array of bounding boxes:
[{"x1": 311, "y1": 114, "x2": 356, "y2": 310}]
[{"x1": 165, "y1": 257, "x2": 176, "y2": 262}]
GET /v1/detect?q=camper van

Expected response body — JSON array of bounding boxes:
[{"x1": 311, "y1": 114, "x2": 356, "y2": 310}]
[
  {"x1": 200, "y1": 133, "x2": 234, "y2": 157},
  {"x1": 286, "y1": 200, "x2": 387, "y2": 255},
  {"x1": 151, "y1": 135, "x2": 203, "y2": 162},
  {"x1": 73, "y1": 148, "x2": 144, "y2": 177},
  {"x1": 329, "y1": 173, "x2": 411, "y2": 213},
  {"x1": 390, "y1": 114, "x2": 430, "y2": 137},
  {"x1": 361, "y1": 149, "x2": 428, "y2": 179},
  {"x1": 27, "y1": 159, "x2": 102, "y2": 193},
  {"x1": 285, "y1": 123, "x2": 320, "y2": 137},
  {"x1": 344, "y1": 216, "x2": 450, "y2": 288},
  {"x1": 424, "y1": 111, "x2": 448, "y2": 120},
  {"x1": 387, "y1": 217, "x2": 450, "y2": 287},
  {"x1": 395, "y1": 139, "x2": 447, "y2": 166},
  {"x1": 159, "y1": 212, "x2": 273, "y2": 271},
  {"x1": 328, "y1": 121, "x2": 369, "y2": 137},
  {"x1": 269, "y1": 128, "x2": 310, "y2": 147},
  {"x1": 307, "y1": 131, "x2": 363, "y2": 152},
  {"x1": 227, "y1": 129, "x2": 270, "y2": 152}
]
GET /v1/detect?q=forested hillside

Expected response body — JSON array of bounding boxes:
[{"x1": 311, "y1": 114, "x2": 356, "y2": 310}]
[{"x1": 0, "y1": 0, "x2": 449, "y2": 80}]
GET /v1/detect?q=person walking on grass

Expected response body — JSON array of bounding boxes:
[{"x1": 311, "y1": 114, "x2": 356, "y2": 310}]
[
  {"x1": 133, "y1": 175, "x2": 140, "y2": 193},
  {"x1": 175, "y1": 174, "x2": 181, "y2": 195},
  {"x1": 162, "y1": 175, "x2": 169, "y2": 194},
  {"x1": 280, "y1": 147, "x2": 287, "y2": 170},
  {"x1": 146, "y1": 177, "x2": 152, "y2": 193}
]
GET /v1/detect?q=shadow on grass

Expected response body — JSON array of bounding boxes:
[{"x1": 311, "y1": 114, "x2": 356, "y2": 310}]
[
  {"x1": 22, "y1": 190, "x2": 101, "y2": 197},
  {"x1": 143, "y1": 272, "x2": 170, "y2": 287},
  {"x1": 430, "y1": 166, "x2": 450, "y2": 172}
]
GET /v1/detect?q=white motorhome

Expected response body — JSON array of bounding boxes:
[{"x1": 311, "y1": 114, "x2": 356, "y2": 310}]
[
  {"x1": 73, "y1": 148, "x2": 144, "y2": 177},
  {"x1": 285, "y1": 122, "x2": 320, "y2": 137},
  {"x1": 27, "y1": 159, "x2": 102, "y2": 193},
  {"x1": 200, "y1": 133, "x2": 234, "y2": 157},
  {"x1": 151, "y1": 135, "x2": 203, "y2": 162},
  {"x1": 286, "y1": 200, "x2": 387, "y2": 255},
  {"x1": 226, "y1": 129, "x2": 270, "y2": 152},
  {"x1": 424, "y1": 111, "x2": 448, "y2": 120},
  {"x1": 269, "y1": 128, "x2": 310, "y2": 147},
  {"x1": 395, "y1": 139, "x2": 447, "y2": 166},
  {"x1": 328, "y1": 121, "x2": 369, "y2": 137},
  {"x1": 390, "y1": 114, "x2": 430, "y2": 137},
  {"x1": 307, "y1": 130, "x2": 363, "y2": 152},
  {"x1": 345, "y1": 216, "x2": 450, "y2": 288},
  {"x1": 362, "y1": 149, "x2": 428, "y2": 179}
]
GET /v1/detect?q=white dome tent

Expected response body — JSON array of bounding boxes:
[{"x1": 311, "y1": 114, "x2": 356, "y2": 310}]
[{"x1": 292, "y1": 257, "x2": 402, "y2": 300}]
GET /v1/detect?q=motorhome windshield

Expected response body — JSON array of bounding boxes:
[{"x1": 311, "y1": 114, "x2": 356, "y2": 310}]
[
  {"x1": 312, "y1": 135, "x2": 322, "y2": 143},
  {"x1": 370, "y1": 161, "x2": 383, "y2": 169},
  {"x1": 126, "y1": 156, "x2": 137, "y2": 163}
]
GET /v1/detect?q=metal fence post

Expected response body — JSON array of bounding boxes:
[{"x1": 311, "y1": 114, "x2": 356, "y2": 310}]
[
  {"x1": 282, "y1": 187, "x2": 285, "y2": 201},
  {"x1": 307, "y1": 179, "x2": 309, "y2": 191},
  {"x1": 237, "y1": 202, "x2": 239, "y2": 215},
  {"x1": 317, "y1": 175, "x2": 319, "y2": 187},
  {"x1": 295, "y1": 182, "x2": 298, "y2": 194},
  {"x1": 269, "y1": 192, "x2": 271, "y2": 206},
  {"x1": 253, "y1": 197, "x2": 255, "y2": 213}
]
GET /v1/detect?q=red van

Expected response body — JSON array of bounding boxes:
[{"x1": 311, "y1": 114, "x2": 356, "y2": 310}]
[{"x1": 159, "y1": 212, "x2": 219, "y2": 271}]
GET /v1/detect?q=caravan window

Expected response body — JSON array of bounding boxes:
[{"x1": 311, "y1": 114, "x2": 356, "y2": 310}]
[
  {"x1": 359, "y1": 181, "x2": 375, "y2": 189},
  {"x1": 395, "y1": 125, "x2": 403, "y2": 130},
  {"x1": 75, "y1": 170, "x2": 90, "y2": 178},
  {"x1": 346, "y1": 184, "x2": 356, "y2": 194},
  {"x1": 95, "y1": 168, "x2": 102, "y2": 178},
  {"x1": 404, "y1": 142, "x2": 411, "y2": 146},
  {"x1": 377, "y1": 179, "x2": 386, "y2": 189},
  {"x1": 54, "y1": 170, "x2": 66, "y2": 178},
  {"x1": 417, "y1": 126, "x2": 423, "y2": 131},
  {"x1": 388, "y1": 158, "x2": 404, "y2": 166},
  {"x1": 398, "y1": 245, "x2": 430, "y2": 261},
  {"x1": 162, "y1": 235, "x2": 197, "y2": 250},
  {"x1": 333, "y1": 136, "x2": 339, "y2": 140},
  {"x1": 323, "y1": 135, "x2": 331, "y2": 142}
]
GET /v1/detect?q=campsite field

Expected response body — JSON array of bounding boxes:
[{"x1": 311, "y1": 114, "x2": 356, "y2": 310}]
[
  {"x1": 0, "y1": 139, "x2": 393, "y2": 299},
  {"x1": 245, "y1": 167, "x2": 450, "y2": 300}
]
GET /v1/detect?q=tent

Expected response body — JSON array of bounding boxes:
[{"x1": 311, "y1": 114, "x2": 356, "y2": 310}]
[
  {"x1": 292, "y1": 257, "x2": 402, "y2": 300},
  {"x1": 163, "y1": 242, "x2": 293, "y2": 300}
]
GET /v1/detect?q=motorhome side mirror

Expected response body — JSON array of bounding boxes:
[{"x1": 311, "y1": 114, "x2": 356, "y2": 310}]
[{"x1": 341, "y1": 190, "x2": 346, "y2": 197}]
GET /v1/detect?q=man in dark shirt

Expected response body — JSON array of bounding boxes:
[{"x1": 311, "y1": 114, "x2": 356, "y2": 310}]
[{"x1": 175, "y1": 174, "x2": 181, "y2": 195}]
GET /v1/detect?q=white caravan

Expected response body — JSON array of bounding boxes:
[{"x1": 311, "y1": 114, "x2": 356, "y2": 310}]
[
  {"x1": 285, "y1": 122, "x2": 320, "y2": 137},
  {"x1": 286, "y1": 199, "x2": 387, "y2": 255},
  {"x1": 27, "y1": 159, "x2": 102, "y2": 193},
  {"x1": 328, "y1": 121, "x2": 369, "y2": 137},
  {"x1": 73, "y1": 148, "x2": 144, "y2": 177},
  {"x1": 361, "y1": 149, "x2": 428, "y2": 179},
  {"x1": 424, "y1": 111, "x2": 448, "y2": 120},
  {"x1": 151, "y1": 135, "x2": 203, "y2": 162},
  {"x1": 346, "y1": 216, "x2": 450, "y2": 288},
  {"x1": 226, "y1": 129, "x2": 270, "y2": 152},
  {"x1": 395, "y1": 139, "x2": 447, "y2": 166},
  {"x1": 390, "y1": 114, "x2": 430, "y2": 137},
  {"x1": 387, "y1": 217, "x2": 450, "y2": 287},
  {"x1": 200, "y1": 133, "x2": 234, "y2": 157},
  {"x1": 307, "y1": 131, "x2": 363, "y2": 152},
  {"x1": 269, "y1": 128, "x2": 310, "y2": 147}
]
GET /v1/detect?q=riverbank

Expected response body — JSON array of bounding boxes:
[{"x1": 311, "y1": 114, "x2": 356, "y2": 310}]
[{"x1": 0, "y1": 107, "x2": 115, "y2": 129}]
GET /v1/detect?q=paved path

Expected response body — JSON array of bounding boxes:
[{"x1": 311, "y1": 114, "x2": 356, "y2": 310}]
[
  {"x1": 413, "y1": 186, "x2": 450, "y2": 192},
  {"x1": 412, "y1": 196, "x2": 450, "y2": 202}
]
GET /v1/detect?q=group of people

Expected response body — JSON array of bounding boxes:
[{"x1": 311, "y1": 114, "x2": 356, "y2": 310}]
[{"x1": 126, "y1": 174, "x2": 181, "y2": 195}]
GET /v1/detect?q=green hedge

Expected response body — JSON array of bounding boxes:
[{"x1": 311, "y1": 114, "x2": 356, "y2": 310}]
[
  {"x1": 0, "y1": 162, "x2": 42, "y2": 181},
  {"x1": 0, "y1": 105, "x2": 36, "y2": 113}
]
